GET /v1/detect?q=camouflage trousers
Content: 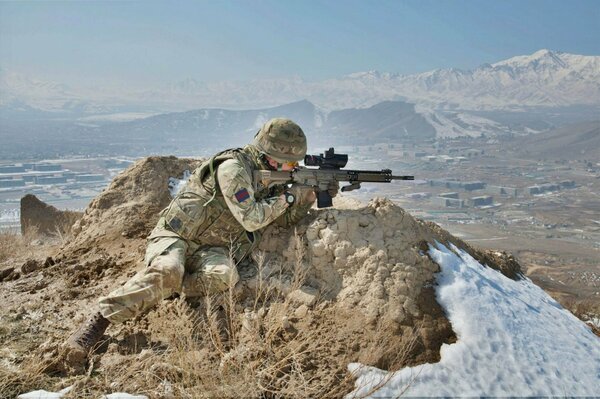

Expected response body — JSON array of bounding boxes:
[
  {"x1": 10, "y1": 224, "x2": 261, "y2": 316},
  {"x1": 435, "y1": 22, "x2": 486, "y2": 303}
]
[{"x1": 98, "y1": 236, "x2": 245, "y2": 324}]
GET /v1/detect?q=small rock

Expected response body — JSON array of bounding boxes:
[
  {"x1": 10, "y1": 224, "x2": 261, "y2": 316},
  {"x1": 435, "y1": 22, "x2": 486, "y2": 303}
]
[
  {"x1": 310, "y1": 241, "x2": 327, "y2": 257},
  {"x1": 306, "y1": 227, "x2": 319, "y2": 240},
  {"x1": 294, "y1": 304, "x2": 309, "y2": 318},
  {"x1": 21, "y1": 259, "x2": 40, "y2": 274},
  {"x1": 72, "y1": 264, "x2": 84, "y2": 272},
  {"x1": 0, "y1": 266, "x2": 15, "y2": 281},
  {"x1": 288, "y1": 287, "x2": 318, "y2": 307}
]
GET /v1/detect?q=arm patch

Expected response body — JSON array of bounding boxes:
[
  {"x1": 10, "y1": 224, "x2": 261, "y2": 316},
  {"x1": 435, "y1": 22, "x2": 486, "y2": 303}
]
[{"x1": 234, "y1": 188, "x2": 250, "y2": 203}]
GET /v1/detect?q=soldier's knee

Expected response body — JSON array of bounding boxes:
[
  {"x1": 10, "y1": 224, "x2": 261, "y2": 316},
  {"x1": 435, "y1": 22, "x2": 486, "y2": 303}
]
[
  {"x1": 205, "y1": 263, "x2": 239, "y2": 293},
  {"x1": 148, "y1": 256, "x2": 185, "y2": 289}
]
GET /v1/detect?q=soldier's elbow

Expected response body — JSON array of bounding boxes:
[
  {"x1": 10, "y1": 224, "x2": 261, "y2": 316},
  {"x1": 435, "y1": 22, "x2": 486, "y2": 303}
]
[
  {"x1": 244, "y1": 223, "x2": 261, "y2": 232},
  {"x1": 238, "y1": 217, "x2": 263, "y2": 232}
]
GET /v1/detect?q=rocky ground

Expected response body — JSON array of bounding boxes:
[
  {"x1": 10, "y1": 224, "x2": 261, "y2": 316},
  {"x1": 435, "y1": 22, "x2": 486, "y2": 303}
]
[{"x1": 1, "y1": 156, "x2": 535, "y2": 398}]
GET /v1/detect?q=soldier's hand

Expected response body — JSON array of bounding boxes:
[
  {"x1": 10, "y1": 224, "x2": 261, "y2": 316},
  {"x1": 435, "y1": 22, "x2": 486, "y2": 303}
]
[
  {"x1": 327, "y1": 180, "x2": 339, "y2": 198},
  {"x1": 289, "y1": 184, "x2": 316, "y2": 205}
]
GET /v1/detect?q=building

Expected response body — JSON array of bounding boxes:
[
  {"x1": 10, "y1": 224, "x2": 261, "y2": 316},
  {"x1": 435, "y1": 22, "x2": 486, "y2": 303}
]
[
  {"x1": 469, "y1": 195, "x2": 493, "y2": 207},
  {"x1": 560, "y1": 180, "x2": 576, "y2": 189},
  {"x1": 463, "y1": 181, "x2": 486, "y2": 191},
  {"x1": 446, "y1": 181, "x2": 463, "y2": 189},
  {"x1": 62, "y1": 171, "x2": 78, "y2": 179},
  {"x1": 0, "y1": 165, "x2": 26, "y2": 173},
  {"x1": 429, "y1": 179, "x2": 449, "y2": 187},
  {"x1": 75, "y1": 174, "x2": 105, "y2": 182},
  {"x1": 488, "y1": 185, "x2": 518, "y2": 197},
  {"x1": 406, "y1": 192, "x2": 432, "y2": 199},
  {"x1": 0, "y1": 179, "x2": 26, "y2": 188},
  {"x1": 528, "y1": 185, "x2": 541, "y2": 195},
  {"x1": 439, "y1": 192, "x2": 460, "y2": 199},
  {"x1": 33, "y1": 164, "x2": 62, "y2": 172},
  {"x1": 428, "y1": 179, "x2": 485, "y2": 191},
  {"x1": 539, "y1": 183, "x2": 560, "y2": 193},
  {"x1": 35, "y1": 176, "x2": 68, "y2": 185},
  {"x1": 433, "y1": 197, "x2": 465, "y2": 208}
]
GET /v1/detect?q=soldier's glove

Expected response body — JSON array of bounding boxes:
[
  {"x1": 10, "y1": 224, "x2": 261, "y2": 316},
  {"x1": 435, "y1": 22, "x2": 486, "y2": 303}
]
[
  {"x1": 327, "y1": 180, "x2": 340, "y2": 198},
  {"x1": 283, "y1": 191, "x2": 296, "y2": 206},
  {"x1": 288, "y1": 184, "x2": 316, "y2": 206}
]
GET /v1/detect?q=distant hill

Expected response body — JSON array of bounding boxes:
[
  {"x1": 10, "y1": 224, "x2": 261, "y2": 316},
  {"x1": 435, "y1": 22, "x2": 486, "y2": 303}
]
[
  {"x1": 325, "y1": 101, "x2": 437, "y2": 141},
  {"x1": 95, "y1": 100, "x2": 444, "y2": 151},
  {"x1": 513, "y1": 121, "x2": 600, "y2": 160}
]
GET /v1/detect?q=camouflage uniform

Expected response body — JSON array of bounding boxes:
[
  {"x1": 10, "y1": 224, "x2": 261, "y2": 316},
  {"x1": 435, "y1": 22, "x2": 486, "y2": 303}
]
[{"x1": 99, "y1": 145, "x2": 314, "y2": 323}]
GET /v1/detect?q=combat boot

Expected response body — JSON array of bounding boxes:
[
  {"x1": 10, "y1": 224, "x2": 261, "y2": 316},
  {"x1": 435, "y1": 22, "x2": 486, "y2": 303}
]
[{"x1": 66, "y1": 311, "x2": 110, "y2": 354}]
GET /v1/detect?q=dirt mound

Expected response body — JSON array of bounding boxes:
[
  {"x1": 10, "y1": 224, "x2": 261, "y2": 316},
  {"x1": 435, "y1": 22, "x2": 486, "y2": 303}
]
[
  {"x1": 0, "y1": 156, "x2": 524, "y2": 398},
  {"x1": 20, "y1": 194, "x2": 82, "y2": 237},
  {"x1": 58, "y1": 156, "x2": 202, "y2": 261},
  {"x1": 253, "y1": 196, "x2": 522, "y2": 369}
]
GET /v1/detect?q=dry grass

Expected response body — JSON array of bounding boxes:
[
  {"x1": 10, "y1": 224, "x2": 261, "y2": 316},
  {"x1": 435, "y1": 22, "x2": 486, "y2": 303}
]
[
  {"x1": 0, "y1": 229, "x2": 28, "y2": 263},
  {"x1": 348, "y1": 323, "x2": 422, "y2": 399},
  {"x1": 564, "y1": 298, "x2": 600, "y2": 337},
  {"x1": 86, "y1": 238, "x2": 355, "y2": 398},
  {"x1": 0, "y1": 357, "x2": 60, "y2": 398},
  {"x1": 50, "y1": 225, "x2": 70, "y2": 246},
  {"x1": 4, "y1": 233, "x2": 420, "y2": 398},
  {"x1": 0, "y1": 226, "x2": 52, "y2": 264}
]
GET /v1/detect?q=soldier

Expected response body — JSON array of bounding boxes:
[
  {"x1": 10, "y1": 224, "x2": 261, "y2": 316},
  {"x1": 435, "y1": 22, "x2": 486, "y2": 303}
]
[{"x1": 65, "y1": 118, "x2": 335, "y2": 360}]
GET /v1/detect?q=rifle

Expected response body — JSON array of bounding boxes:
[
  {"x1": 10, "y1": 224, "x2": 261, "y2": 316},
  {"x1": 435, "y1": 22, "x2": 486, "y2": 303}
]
[{"x1": 254, "y1": 147, "x2": 414, "y2": 208}]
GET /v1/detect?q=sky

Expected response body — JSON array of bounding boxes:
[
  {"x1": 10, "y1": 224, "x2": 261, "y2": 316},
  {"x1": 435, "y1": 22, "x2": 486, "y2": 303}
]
[{"x1": 0, "y1": 0, "x2": 599, "y2": 87}]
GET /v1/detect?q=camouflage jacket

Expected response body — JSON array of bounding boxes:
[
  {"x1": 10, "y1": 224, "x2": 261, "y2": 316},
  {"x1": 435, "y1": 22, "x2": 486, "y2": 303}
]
[{"x1": 147, "y1": 145, "x2": 313, "y2": 260}]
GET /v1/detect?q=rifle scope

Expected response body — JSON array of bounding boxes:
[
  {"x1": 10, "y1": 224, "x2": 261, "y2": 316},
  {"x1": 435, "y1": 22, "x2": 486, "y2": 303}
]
[{"x1": 304, "y1": 147, "x2": 348, "y2": 169}]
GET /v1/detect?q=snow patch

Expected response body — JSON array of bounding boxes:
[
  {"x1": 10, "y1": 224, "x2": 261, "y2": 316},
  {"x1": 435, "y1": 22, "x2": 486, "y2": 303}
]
[
  {"x1": 103, "y1": 393, "x2": 148, "y2": 399},
  {"x1": 17, "y1": 386, "x2": 72, "y2": 399},
  {"x1": 349, "y1": 242, "x2": 600, "y2": 397},
  {"x1": 168, "y1": 170, "x2": 192, "y2": 198}
]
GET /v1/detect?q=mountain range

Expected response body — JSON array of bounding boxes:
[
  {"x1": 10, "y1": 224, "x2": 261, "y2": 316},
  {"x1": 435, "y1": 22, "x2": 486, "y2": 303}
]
[
  {"x1": 1, "y1": 50, "x2": 599, "y2": 114},
  {"x1": 1, "y1": 49, "x2": 598, "y2": 160}
]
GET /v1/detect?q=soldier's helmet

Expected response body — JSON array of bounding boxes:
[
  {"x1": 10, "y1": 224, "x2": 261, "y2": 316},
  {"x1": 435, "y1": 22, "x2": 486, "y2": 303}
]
[{"x1": 252, "y1": 118, "x2": 307, "y2": 163}]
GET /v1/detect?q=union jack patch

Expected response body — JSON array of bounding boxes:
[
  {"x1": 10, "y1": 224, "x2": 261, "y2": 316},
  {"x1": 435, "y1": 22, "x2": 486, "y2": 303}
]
[{"x1": 234, "y1": 188, "x2": 250, "y2": 203}]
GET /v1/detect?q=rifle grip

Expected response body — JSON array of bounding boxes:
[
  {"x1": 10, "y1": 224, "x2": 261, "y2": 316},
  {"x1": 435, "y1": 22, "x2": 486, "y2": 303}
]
[{"x1": 317, "y1": 190, "x2": 333, "y2": 208}]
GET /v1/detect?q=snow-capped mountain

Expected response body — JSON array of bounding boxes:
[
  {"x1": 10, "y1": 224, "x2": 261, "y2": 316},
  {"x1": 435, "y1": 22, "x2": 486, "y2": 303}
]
[
  {"x1": 0, "y1": 68, "x2": 72, "y2": 102},
  {"x1": 392, "y1": 49, "x2": 600, "y2": 109},
  {"x1": 156, "y1": 49, "x2": 600, "y2": 110},
  {"x1": 0, "y1": 69, "x2": 121, "y2": 115},
  {"x1": 1, "y1": 50, "x2": 598, "y2": 114}
]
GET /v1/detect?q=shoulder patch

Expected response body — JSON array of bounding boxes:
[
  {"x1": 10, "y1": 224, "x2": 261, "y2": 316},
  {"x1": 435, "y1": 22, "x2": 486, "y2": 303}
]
[
  {"x1": 234, "y1": 188, "x2": 250, "y2": 203},
  {"x1": 168, "y1": 217, "x2": 182, "y2": 232}
]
